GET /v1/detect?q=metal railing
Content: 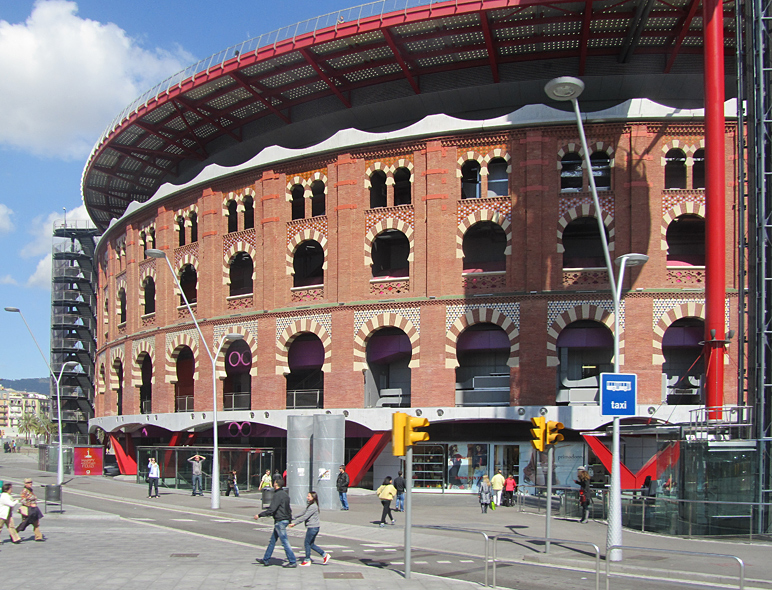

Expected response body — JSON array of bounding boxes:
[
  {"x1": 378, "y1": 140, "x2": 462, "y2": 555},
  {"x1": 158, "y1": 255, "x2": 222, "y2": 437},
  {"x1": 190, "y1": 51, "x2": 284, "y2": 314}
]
[
  {"x1": 414, "y1": 525, "x2": 491, "y2": 587},
  {"x1": 140, "y1": 399, "x2": 152, "y2": 414},
  {"x1": 88, "y1": 0, "x2": 451, "y2": 156},
  {"x1": 605, "y1": 545, "x2": 745, "y2": 590},
  {"x1": 492, "y1": 535, "x2": 600, "y2": 590},
  {"x1": 286, "y1": 389, "x2": 322, "y2": 409},
  {"x1": 223, "y1": 392, "x2": 250, "y2": 411},
  {"x1": 175, "y1": 395, "x2": 194, "y2": 412}
]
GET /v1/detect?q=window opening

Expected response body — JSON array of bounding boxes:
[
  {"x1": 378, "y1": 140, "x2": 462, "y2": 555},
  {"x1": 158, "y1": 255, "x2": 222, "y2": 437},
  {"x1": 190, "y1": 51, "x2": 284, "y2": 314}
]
[
  {"x1": 487, "y1": 158, "x2": 509, "y2": 197},
  {"x1": 364, "y1": 327, "x2": 412, "y2": 408},
  {"x1": 143, "y1": 276, "x2": 156, "y2": 315},
  {"x1": 311, "y1": 180, "x2": 326, "y2": 217},
  {"x1": 455, "y1": 323, "x2": 510, "y2": 407},
  {"x1": 175, "y1": 347, "x2": 195, "y2": 412},
  {"x1": 556, "y1": 320, "x2": 613, "y2": 405},
  {"x1": 461, "y1": 160, "x2": 481, "y2": 199},
  {"x1": 666, "y1": 214, "x2": 705, "y2": 266},
  {"x1": 291, "y1": 184, "x2": 305, "y2": 220},
  {"x1": 462, "y1": 221, "x2": 506, "y2": 272},
  {"x1": 243, "y1": 196, "x2": 254, "y2": 230},
  {"x1": 393, "y1": 167, "x2": 412, "y2": 206},
  {"x1": 293, "y1": 241, "x2": 324, "y2": 288},
  {"x1": 139, "y1": 355, "x2": 152, "y2": 414},
  {"x1": 227, "y1": 200, "x2": 239, "y2": 233},
  {"x1": 692, "y1": 149, "x2": 705, "y2": 189},
  {"x1": 662, "y1": 318, "x2": 705, "y2": 404},
  {"x1": 371, "y1": 230, "x2": 409, "y2": 278},
  {"x1": 370, "y1": 170, "x2": 387, "y2": 208},
  {"x1": 590, "y1": 151, "x2": 611, "y2": 191},
  {"x1": 286, "y1": 333, "x2": 324, "y2": 409},
  {"x1": 229, "y1": 252, "x2": 253, "y2": 296},
  {"x1": 665, "y1": 149, "x2": 687, "y2": 189},
  {"x1": 179, "y1": 264, "x2": 197, "y2": 305},
  {"x1": 118, "y1": 288, "x2": 126, "y2": 324},
  {"x1": 224, "y1": 339, "x2": 252, "y2": 411},
  {"x1": 189, "y1": 212, "x2": 198, "y2": 243},
  {"x1": 561, "y1": 152, "x2": 583, "y2": 192},
  {"x1": 562, "y1": 217, "x2": 608, "y2": 268}
]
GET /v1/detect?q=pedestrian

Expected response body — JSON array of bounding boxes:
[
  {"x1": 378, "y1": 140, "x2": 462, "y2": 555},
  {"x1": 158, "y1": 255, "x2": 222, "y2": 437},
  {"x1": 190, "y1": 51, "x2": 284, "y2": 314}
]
[
  {"x1": 12, "y1": 439, "x2": 17, "y2": 453},
  {"x1": 336, "y1": 465, "x2": 350, "y2": 510},
  {"x1": 187, "y1": 454, "x2": 205, "y2": 496},
  {"x1": 289, "y1": 491, "x2": 331, "y2": 566},
  {"x1": 283, "y1": 469, "x2": 287, "y2": 486},
  {"x1": 478, "y1": 474, "x2": 492, "y2": 513},
  {"x1": 376, "y1": 476, "x2": 397, "y2": 527},
  {"x1": 16, "y1": 478, "x2": 44, "y2": 541},
  {"x1": 574, "y1": 467, "x2": 591, "y2": 523},
  {"x1": 272, "y1": 470, "x2": 282, "y2": 486},
  {"x1": 504, "y1": 473, "x2": 517, "y2": 507},
  {"x1": 491, "y1": 469, "x2": 505, "y2": 507},
  {"x1": 0, "y1": 482, "x2": 21, "y2": 544},
  {"x1": 147, "y1": 457, "x2": 160, "y2": 498},
  {"x1": 226, "y1": 470, "x2": 239, "y2": 497},
  {"x1": 393, "y1": 470, "x2": 405, "y2": 512},
  {"x1": 254, "y1": 477, "x2": 297, "y2": 568},
  {"x1": 259, "y1": 469, "x2": 272, "y2": 490}
]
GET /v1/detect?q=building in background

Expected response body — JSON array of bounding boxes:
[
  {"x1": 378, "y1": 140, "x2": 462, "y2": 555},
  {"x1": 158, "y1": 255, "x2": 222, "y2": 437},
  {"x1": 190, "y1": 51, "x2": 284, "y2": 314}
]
[{"x1": 0, "y1": 386, "x2": 50, "y2": 441}]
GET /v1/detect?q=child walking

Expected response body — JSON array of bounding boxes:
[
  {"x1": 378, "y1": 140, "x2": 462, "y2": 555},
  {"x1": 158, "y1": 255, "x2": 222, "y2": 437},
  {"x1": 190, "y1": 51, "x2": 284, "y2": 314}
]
[{"x1": 289, "y1": 491, "x2": 331, "y2": 566}]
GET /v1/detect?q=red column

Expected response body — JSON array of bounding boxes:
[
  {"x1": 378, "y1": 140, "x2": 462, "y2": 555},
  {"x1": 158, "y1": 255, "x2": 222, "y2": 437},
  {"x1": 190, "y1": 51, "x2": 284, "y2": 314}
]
[{"x1": 703, "y1": 0, "x2": 726, "y2": 415}]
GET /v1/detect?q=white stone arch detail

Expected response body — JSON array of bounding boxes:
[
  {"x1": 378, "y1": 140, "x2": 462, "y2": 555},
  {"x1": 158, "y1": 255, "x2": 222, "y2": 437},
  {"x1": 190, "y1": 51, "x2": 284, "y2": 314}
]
[
  {"x1": 222, "y1": 242, "x2": 258, "y2": 285},
  {"x1": 352, "y1": 313, "x2": 420, "y2": 371},
  {"x1": 215, "y1": 326, "x2": 258, "y2": 379},
  {"x1": 456, "y1": 208, "x2": 513, "y2": 259},
  {"x1": 275, "y1": 319, "x2": 332, "y2": 375},
  {"x1": 286, "y1": 229, "x2": 329, "y2": 276},
  {"x1": 660, "y1": 203, "x2": 706, "y2": 251},
  {"x1": 556, "y1": 205, "x2": 615, "y2": 254},
  {"x1": 131, "y1": 342, "x2": 156, "y2": 387},
  {"x1": 546, "y1": 304, "x2": 622, "y2": 366},
  {"x1": 165, "y1": 333, "x2": 200, "y2": 383},
  {"x1": 285, "y1": 173, "x2": 329, "y2": 200},
  {"x1": 445, "y1": 308, "x2": 520, "y2": 369},
  {"x1": 222, "y1": 187, "x2": 256, "y2": 215},
  {"x1": 363, "y1": 217, "x2": 415, "y2": 267},
  {"x1": 652, "y1": 302, "x2": 706, "y2": 365},
  {"x1": 109, "y1": 346, "x2": 126, "y2": 391}
]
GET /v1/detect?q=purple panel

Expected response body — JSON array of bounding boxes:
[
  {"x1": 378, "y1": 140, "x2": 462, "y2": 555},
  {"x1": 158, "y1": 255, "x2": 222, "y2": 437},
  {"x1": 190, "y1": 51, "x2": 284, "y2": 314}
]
[
  {"x1": 662, "y1": 326, "x2": 704, "y2": 347},
  {"x1": 288, "y1": 339, "x2": 324, "y2": 370},
  {"x1": 368, "y1": 333, "x2": 411, "y2": 364},
  {"x1": 457, "y1": 329, "x2": 509, "y2": 351},
  {"x1": 556, "y1": 327, "x2": 613, "y2": 348},
  {"x1": 226, "y1": 346, "x2": 252, "y2": 375}
]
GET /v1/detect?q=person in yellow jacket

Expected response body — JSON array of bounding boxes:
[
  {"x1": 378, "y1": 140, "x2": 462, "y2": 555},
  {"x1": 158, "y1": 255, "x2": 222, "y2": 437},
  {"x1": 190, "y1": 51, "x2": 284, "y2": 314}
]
[
  {"x1": 376, "y1": 476, "x2": 397, "y2": 527},
  {"x1": 491, "y1": 469, "x2": 506, "y2": 507}
]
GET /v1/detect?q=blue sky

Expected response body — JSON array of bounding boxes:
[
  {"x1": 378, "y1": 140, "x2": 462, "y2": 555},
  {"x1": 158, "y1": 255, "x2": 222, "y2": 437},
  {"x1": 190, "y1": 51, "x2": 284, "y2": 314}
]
[{"x1": 0, "y1": 0, "x2": 348, "y2": 381}]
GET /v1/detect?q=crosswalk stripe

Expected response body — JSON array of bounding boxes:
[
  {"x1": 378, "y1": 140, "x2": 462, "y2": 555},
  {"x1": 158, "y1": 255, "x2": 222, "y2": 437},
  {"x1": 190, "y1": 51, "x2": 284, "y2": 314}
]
[
  {"x1": 437, "y1": 560, "x2": 451, "y2": 563},
  {"x1": 170, "y1": 518, "x2": 198, "y2": 522}
]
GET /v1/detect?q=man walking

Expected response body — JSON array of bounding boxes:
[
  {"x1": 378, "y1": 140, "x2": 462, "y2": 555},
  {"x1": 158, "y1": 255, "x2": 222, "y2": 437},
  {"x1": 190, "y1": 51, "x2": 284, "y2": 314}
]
[
  {"x1": 491, "y1": 469, "x2": 505, "y2": 507},
  {"x1": 188, "y1": 454, "x2": 205, "y2": 496},
  {"x1": 393, "y1": 470, "x2": 406, "y2": 512},
  {"x1": 336, "y1": 465, "x2": 349, "y2": 510},
  {"x1": 254, "y1": 478, "x2": 297, "y2": 567}
]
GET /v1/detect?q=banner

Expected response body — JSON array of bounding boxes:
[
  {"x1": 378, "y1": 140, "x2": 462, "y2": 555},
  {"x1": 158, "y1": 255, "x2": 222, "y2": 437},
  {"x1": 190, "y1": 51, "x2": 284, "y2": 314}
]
[{"x1": 73, "y1": 446, "x2": 104, "y2": 476}]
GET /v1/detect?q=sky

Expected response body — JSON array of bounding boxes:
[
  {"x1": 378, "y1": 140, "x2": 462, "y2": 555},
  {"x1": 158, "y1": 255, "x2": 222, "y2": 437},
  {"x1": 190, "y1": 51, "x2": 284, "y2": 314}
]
[{"x1": 0, "y1": 0, "x2": 350, "y2": 381}]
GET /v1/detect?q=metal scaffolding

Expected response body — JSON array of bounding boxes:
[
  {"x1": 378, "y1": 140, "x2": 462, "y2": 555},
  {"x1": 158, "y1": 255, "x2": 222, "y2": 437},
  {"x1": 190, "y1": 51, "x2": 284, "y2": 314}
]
[{"x1": 50, "y1": 220, "x2": 100, "y2": 445}]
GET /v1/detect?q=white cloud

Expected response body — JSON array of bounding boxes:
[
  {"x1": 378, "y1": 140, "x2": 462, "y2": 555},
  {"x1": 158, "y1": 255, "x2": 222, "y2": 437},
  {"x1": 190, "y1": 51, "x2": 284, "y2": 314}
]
[
  {"x1": 0, "y1": 1, "x2": 194, "y2": 159},
  {"x1": 0, "y1": 275, "x2": 18, "y2": 285},
  {"x1": 23, "y1": 203, "x2": 92, "y2": 259},
  {"x1": 26, "y1": 255, "x2": 52, "y2": 288},
  {"x1": 0, "y1": 204, "x2": 14, "y2": 233}
]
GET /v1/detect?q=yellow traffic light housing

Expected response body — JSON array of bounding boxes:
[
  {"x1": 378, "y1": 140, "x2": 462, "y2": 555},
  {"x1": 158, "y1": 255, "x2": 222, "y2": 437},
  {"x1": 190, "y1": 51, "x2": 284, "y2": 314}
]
[
  {"x1": 406, "y1": 415, "x2": 430, "y2": 447},
  {"x1": 546, "y1": 420, "x2": 564, "y2": 445},
  {"x1": 392, "y1": 411, "x2": 407, "y2": 456},
  {"x1": 530, "y1": 416, "x2": 546, "y2": 452}
]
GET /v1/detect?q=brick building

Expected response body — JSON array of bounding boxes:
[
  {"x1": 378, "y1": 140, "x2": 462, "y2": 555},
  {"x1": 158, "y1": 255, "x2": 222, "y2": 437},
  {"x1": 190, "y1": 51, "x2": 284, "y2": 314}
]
[{"x1": 84, "y1": 1, "x2": 739, "y2": 490}]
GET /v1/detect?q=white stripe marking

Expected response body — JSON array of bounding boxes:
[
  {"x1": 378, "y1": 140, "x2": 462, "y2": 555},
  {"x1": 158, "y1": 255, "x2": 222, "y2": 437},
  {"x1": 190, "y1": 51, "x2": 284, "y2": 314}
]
[{"x1": 170, "y1": 518, "x2": 198, "y2": 522}]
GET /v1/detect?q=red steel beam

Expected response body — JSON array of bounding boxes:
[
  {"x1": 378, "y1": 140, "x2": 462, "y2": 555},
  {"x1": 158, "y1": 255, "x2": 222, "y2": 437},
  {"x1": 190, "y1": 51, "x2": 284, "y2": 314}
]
[
  {"x1": 299, "y1": 48, "x2": 352, "y2": 108},
  {"x1": 703, "y1": 0, "x2": 726, "y2": 416},
  {"x1": 664, "y1": 0, "x2": 700, "y2": 73},
  {"x1": 230, "y1": 71, "x2": 292, "y2": 123},
  {"x1": 479, "y1": 12, "x2": 500, "y2": 83},
  {"x1": 578, "y1": 0, "x2": 594, "y2": 75},
  {"x1": 382, "y1": 28, "x2": 421, "y2": 94}
]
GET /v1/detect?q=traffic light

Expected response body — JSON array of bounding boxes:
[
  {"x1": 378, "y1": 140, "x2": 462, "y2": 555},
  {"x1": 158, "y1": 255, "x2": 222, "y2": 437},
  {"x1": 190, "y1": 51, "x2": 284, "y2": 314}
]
[
  {"x1": 392, "y1": 412, "x2": 407, "y2": 456},
  {"x1": 546, "y1": 420, "x2": 564, "y2": 445},
  {"x1": 530, "y1": 416, "x2": 546, "y2": 452},
  {"x1": 392, "y1": 412, "x2": 430, "y2": 456}
]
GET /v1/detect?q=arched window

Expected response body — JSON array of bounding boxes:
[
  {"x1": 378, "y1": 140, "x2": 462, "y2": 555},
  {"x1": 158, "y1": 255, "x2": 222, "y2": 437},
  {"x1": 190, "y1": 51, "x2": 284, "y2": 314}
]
[
  {"x1": 291, "y1": 184, "x2": 305, "y2": 220},
  {"x1": 487, "y1": 158, "x2": 509, "y2": 197},
  {"x1": 662, "y1": 318, "x2": 705, "y2": 404},
  {"x1": 364, "y1": 327, "x2": 412, "y2": 408},
  {"x1": 556, "y1": 319, "x2": 613, "y2": 404},
  {"x1": 462, "y1": 221, "x2": 507, "y2": 272},
  {"x1": 227, "y1": 200, "x2": 238, "y2": 233},
  {"x1": 224, "y1": 339, "x2": 252, "y2": 411},
  {"x1": 175, "y1": 347, "x2": 194, "y2": 412},
  {"x1": 692, "y1": 149, "x2": 705, "y2": 189},
  {"x1": 243, "y1": 196, "x2": 255, "y2": 230},
  {"x1": 229, "y1": 252, "x2": 253, "y2": 296},
  {"x1": 590, "y1": 151, "x2": 611, "y2": 191},
  {"x1": 371, "y1": 229, "x2": 410, "y2": 278},
  {"x1": 370, "y1": 171, "x2": 387, "y2": 208},
  {"x1": 140, "y1": 232, "x2": 148, "y2": 259},
  {"x1": 143, "y1": 276, "x2": 155, "y2": 315},
  {"x1": 286, "y1": 333, "x2": 324, "y2": 409},
  {"x1": 148, "y1": 228, "x2": 155, "y2": 251},
  {"x1": 562, "y1": 217, "x2": 608, "y2": 268},
  {"x1": 461, "y1": 160, "x2": 481, "y2": 199},
  {"x1": 666, "y1": 214, "x2": 705, "y2": 266},
  {"x1": 139, "y1": 355, "x2": 152, "y2": 414},
  {"x1": 455, "y1": 323, "x2": 510, "y2": 407},
  {"x1": 189, "y1": 212, "x2": 198, "y2": 242},
  {"x1": 293, "y1": 241, "x2": 324, "y2": 287},
  {"x1": 665, "y1": 149, "x2": 687, "y2": 189},
  {"x1": 179, "y1": 264, "x2": 197, "y2": 305},
  {"x1": 311, "y1": 180, "x2": 326, "y2": 217},
  {"x1": 113, "y1": 359, "x2": 124, "y2": 416},
  {"x1": 177, "y1": 217, "x2": 186, "y2": 247},
  {"x1": 561, "y1": 152, "x2": 583, "y2": 192},
  {"x1": 393, "y1": 167, "x2": 412, "y2": 206},
  {"x1": 118, "y1": 288, "x2": 126, "y2": 324}
]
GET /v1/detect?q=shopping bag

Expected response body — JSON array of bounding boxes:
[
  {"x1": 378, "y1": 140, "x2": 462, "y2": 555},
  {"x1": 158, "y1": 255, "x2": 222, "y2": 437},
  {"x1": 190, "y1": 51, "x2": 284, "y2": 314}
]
[{"x1": 491, "y1": 499, "x2": 496, "y2": 510}]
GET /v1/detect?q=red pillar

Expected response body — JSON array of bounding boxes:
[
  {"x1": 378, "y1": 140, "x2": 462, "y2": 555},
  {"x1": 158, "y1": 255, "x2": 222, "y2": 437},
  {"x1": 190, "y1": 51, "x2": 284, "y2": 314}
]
[{"x1": 703, "y1": 0, "x2": 726, "y2": 414}]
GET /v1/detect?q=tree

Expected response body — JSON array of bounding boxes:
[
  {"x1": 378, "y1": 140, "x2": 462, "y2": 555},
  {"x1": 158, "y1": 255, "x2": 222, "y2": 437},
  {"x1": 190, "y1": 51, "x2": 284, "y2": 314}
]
[
  {"x1": 18, "y1": 412, "x2": 39, "y2": 444},
  {"x1": 38, "y1": 414, "x2": 57, "y2": 445}
]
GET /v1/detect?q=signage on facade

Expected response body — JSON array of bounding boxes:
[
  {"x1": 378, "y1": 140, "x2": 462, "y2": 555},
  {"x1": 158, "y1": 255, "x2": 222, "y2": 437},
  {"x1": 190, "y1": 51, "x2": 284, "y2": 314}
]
[
  {"x1": 73, "y1": 446, "x2": 104, "y2": 476},
  {"x1": 600, "y1": 373, "x2": 637, "y2": 416}
]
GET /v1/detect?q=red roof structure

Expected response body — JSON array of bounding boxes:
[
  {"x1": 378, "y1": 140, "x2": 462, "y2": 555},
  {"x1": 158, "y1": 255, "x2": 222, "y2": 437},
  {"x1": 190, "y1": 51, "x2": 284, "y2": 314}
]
[{"x1": 82, "y1": 0, "x2": 737, "y2": 230}]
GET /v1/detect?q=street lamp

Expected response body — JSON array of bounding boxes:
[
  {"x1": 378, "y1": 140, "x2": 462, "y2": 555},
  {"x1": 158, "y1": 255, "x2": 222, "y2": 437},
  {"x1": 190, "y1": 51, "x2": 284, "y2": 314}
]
[
  {"x1": 146, "y1": 249, "x2": 244, "y2": 509},
  {"x1": 545, "y1": 78, "x2": 649, "y2": 561},
  {"x1": 5, "y1": 307, "x2": 78, "y2": 485}
]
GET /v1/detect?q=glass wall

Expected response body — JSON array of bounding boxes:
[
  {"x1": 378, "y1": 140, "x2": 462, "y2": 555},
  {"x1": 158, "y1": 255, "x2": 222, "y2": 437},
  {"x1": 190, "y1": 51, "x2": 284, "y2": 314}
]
[{"x1": 136, "y1": 446, "x2": 274, "y2": 494}]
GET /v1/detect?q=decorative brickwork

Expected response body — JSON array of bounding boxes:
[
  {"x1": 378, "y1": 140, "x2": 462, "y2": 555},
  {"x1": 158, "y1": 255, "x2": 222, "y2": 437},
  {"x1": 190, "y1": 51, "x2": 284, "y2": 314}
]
[
  {"x1": 667, "y1": 268, "x2": 705, "y2": 285},
  {"x1": 165, "y1": 330, "x2": 200, "y2": 383},
  {"x1": 370, "y1": 278, "x2": 410, "y2": 295},
  {"x1": 455, "y1": 145, "x2": 510, "y2": 176},
  {"x1": 275, "y1": 317, "x2": 332, "y2": 375},
  {"x1": 546, "y1": 302, "x2": 622, "y2": 366},
  {"x1": 444, "y1": 305, "x2": 520, "y2": 369},
  {"x1": 222, "y1": 230, "x2": 258, "y2": 285},
  {"x1": 131, "y1": 338, "x2": 155, "y2": 387},
  {"x1": 456, "y1": 201, "x2": 512, "y2": 259},
  {"x1": 364, "y1": 217, "x2": 415, "y2": 267},
  {"x1": 286, "y1": 226, "x2": 328, "y2": 276},
  {"x1": 652, "y1": 299, "x2": 705, "y2": 364},
  {"x1": 557, "y1": 140, "x2": 615, "y2": 167},
  {"x1": 290, "y1": 286, "x2": 324, "y2": 302},
  {"x1": 461, "y1": 273, "x2": 506, "y2": 290},
  {"x1": 226, "y1": 295, "x2": 254, "y2": 310},
  {"x1": 353, "y1": 312, "x2": 420, "y2": 371},
  {"x1": 222, "y1": 187, "x2": 256, "y2": 215},
  {"x1": 212, "y1": 323, "x2": 259, "y2": 378},
  {"x1": 109, "y1": 346, "x2": 125, "y2": 392},
  {"x1": 556, "y1": 204, "x2": 615, "y2": 254},
  {"x1": 660, "y1": 138, "x2": 704, "y2": 165},
  {"x1": 138, "y1": 259, "x2": 156, "y2": 309},
  {"x1": 174, "y1": 242, "x2": 199, "y2": 273},
  {"x1": 285, "y1": 169, "x2": 328, "y2": 200},
  {"x1": 563, "y1": 269, "x2": 611, "y2": 288},
  {"x1": 661, "y1": 200, "x2": 705, "y2": 250},
  {"x1": 364, "y1": 157, "x2": 415, "y2": 187}
]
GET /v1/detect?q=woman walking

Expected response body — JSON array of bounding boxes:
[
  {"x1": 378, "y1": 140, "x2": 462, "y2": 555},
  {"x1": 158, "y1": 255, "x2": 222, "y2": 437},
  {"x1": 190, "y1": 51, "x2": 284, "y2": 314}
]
[
  {"x1": 376, "y1": 476, "x2": 397, "y2": 527},
  {"x1": 478, "y1": 474, "x2": 492, "y2": 513},
  {"x1": 0, "y1": 482, "x2": 21, "y2": 543},
  {"x1": 504, "y1": 474, "x2": 517, "y2": 507},
  {"x1": 16, "y1": 478, "x2": 44, "y2": 541},
  {"x1": 575, "y1": 467, "x2": 591, "y2": 523},
  {"x1": 147, "y1": 457, "x2": 160, "y2": 498},
  {"x1": 226, "y1": 470, "x2": 239, "y2": 497},
  {"x1": 289, "y1": 491, "x2": 331, "y2": 566},
  {"x1": 259, "y1": 469, "x2": 272, "y2": 490}
]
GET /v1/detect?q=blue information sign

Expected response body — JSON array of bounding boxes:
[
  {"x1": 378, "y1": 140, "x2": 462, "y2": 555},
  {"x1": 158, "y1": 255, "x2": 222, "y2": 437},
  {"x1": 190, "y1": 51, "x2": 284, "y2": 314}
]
[{"x1": 600, "y1": 373, "x2": 637, "y2": 416}]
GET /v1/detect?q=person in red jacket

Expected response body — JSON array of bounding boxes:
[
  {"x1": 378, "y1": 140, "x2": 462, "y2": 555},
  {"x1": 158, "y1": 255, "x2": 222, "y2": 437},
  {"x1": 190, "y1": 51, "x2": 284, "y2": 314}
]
[{"x1": 504, "y1": 474, "x2": 517, "y2": 507}]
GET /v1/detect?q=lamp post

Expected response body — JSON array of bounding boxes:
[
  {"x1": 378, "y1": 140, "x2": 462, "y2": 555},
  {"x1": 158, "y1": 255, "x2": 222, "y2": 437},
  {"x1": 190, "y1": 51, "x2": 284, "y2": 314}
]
[
  {"x1": 5, "y1": 307, "x2": 78, "y2": 485},
  {"x1": 544, "y1": 78, "x2": 648, "y2": 561},
  {"x1": 146, "y1": 249, "x2": 243, "y2": 509}
]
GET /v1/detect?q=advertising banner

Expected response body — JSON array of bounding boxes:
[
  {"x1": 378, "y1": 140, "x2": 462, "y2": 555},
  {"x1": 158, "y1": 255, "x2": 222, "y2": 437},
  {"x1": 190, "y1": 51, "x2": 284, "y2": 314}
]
[{"x1": 73, "y1": 446, "x2": 103, "y2": 476}]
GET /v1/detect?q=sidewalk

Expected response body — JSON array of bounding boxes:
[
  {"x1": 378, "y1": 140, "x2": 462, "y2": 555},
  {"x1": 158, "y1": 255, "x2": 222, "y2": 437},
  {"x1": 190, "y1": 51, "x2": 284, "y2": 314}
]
[{"x1": 2, "y1": 452, "x2": 771, "y2": 589}]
